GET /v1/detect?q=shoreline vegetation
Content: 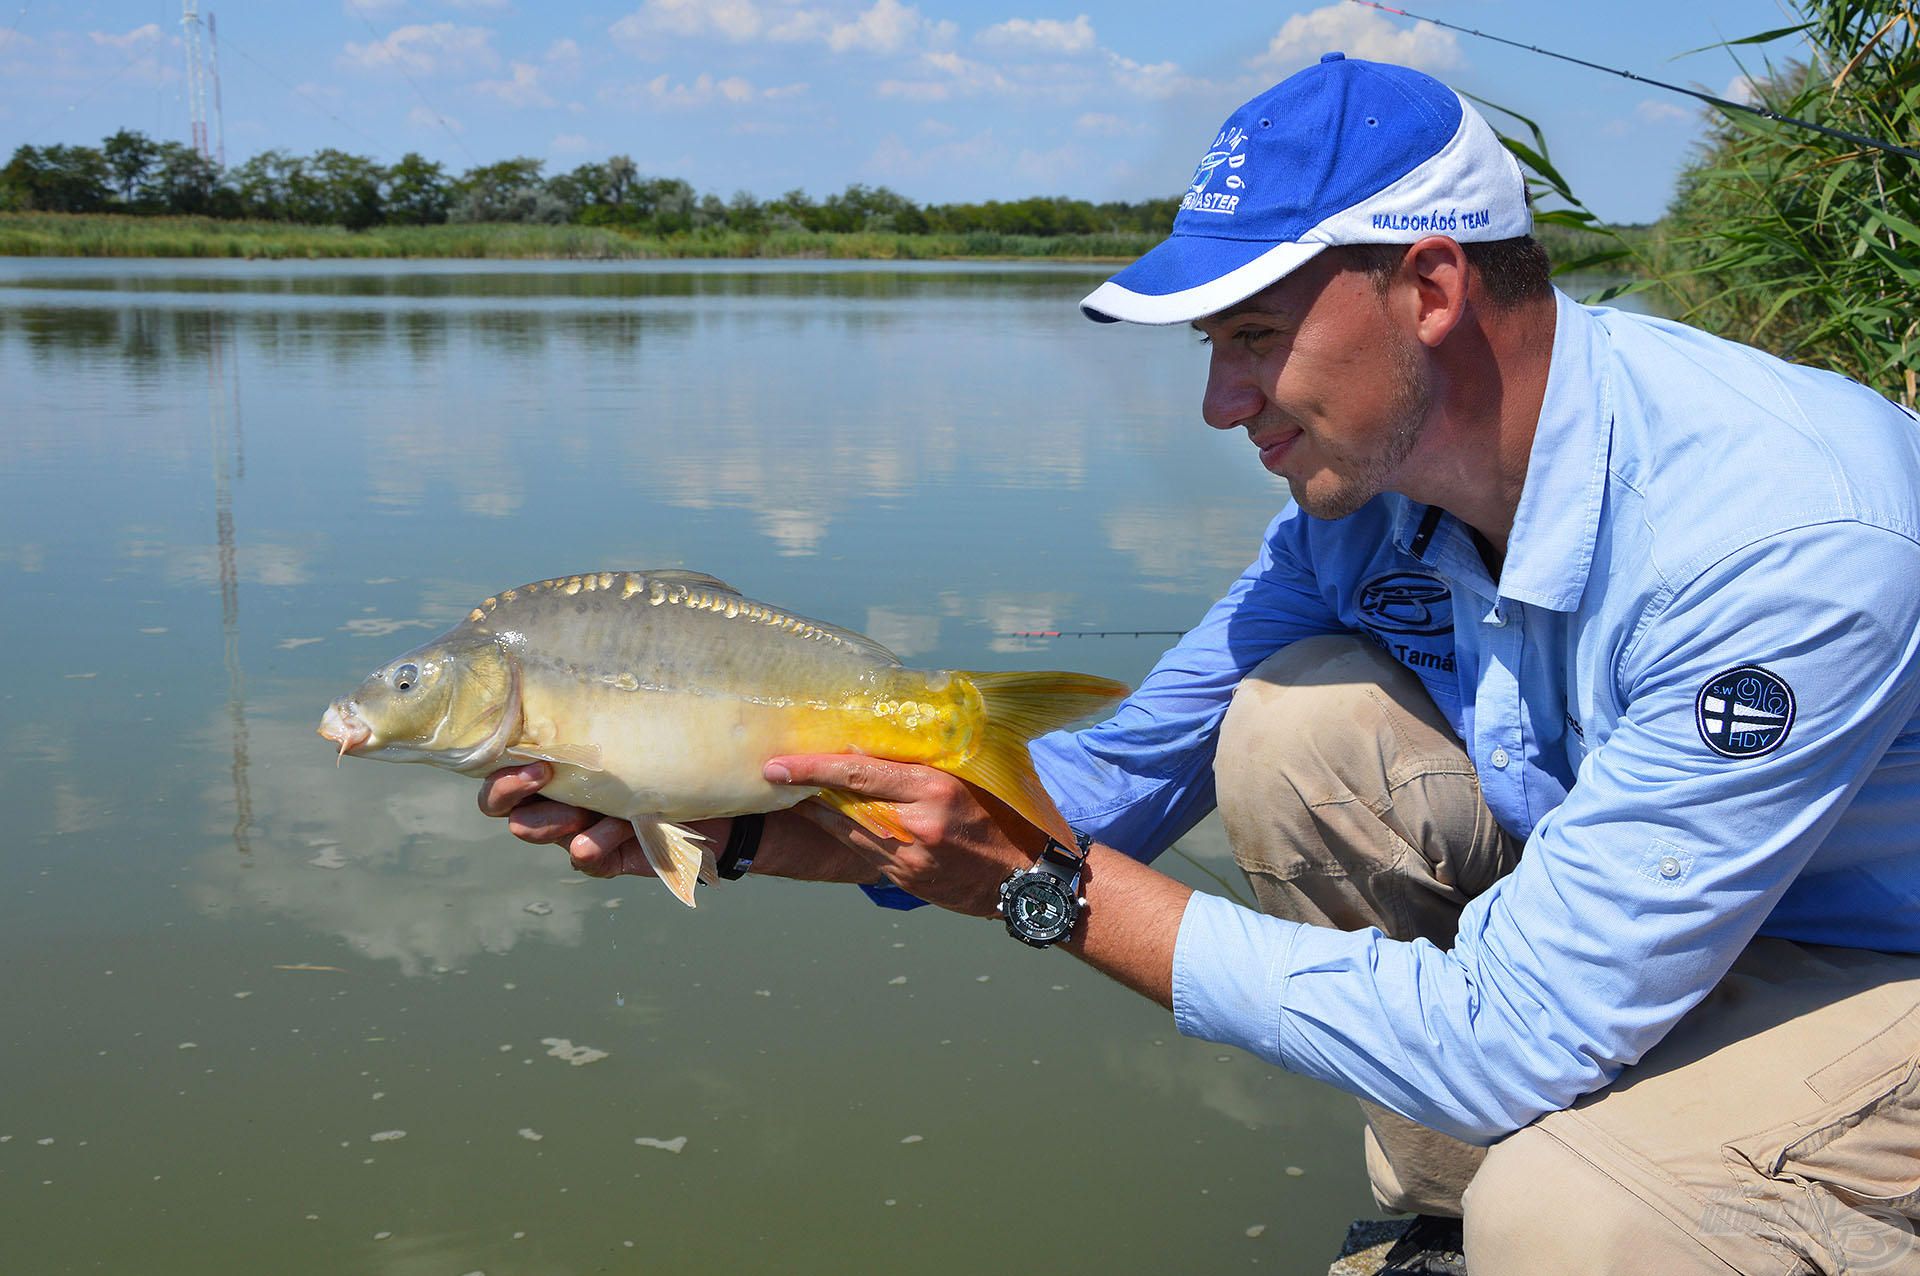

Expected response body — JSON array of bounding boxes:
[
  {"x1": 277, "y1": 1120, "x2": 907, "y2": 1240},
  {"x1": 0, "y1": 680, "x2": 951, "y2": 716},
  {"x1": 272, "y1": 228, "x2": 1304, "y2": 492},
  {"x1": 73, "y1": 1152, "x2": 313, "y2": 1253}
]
[
  {"x1": 0, "y1": 210, "x2": 1638, "y2": 267},
  {"x1": 0, "y1": 212, "x2": 1165, "y2": 261}
]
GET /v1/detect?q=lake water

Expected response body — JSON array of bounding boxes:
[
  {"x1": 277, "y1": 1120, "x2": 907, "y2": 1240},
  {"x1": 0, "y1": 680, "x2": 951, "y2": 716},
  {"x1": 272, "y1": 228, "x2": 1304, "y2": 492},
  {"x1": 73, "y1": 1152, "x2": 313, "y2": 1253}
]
[{"x1": 0, "y1": 257, "x2": 1410, "y2": 1274}]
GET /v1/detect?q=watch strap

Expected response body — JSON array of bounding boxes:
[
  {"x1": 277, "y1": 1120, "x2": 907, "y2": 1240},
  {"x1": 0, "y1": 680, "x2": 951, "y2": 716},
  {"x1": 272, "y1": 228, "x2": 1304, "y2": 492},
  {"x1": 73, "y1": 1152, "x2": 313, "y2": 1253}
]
[{"x1": 716, "y1": 813, "x2": 764, "y2": 880}]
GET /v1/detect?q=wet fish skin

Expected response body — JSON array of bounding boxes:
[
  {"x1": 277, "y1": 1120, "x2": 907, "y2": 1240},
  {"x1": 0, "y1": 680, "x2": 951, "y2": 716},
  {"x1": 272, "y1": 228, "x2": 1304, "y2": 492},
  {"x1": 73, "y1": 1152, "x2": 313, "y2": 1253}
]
[{"x1": 318, "y1": 570, "x2": 1129, "y2": 907}]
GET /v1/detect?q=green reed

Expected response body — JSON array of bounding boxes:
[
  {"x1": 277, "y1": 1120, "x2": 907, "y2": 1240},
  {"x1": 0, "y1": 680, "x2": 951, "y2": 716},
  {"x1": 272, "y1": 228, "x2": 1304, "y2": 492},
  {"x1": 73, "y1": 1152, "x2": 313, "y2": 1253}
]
[
  {"x1": 1652, "y1": 1, "x2": 1917, "y2": 406},
  {"x1": 0, "y1": 212, "x2": 1158, "y2": 263}
]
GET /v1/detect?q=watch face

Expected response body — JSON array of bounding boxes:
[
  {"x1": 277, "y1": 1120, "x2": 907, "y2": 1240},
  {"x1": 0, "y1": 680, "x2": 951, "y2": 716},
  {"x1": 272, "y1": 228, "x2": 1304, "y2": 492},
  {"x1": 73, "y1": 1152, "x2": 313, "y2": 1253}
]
[{"x1": 1007, "y1": 876, "x2": 1075, "y2": 943}]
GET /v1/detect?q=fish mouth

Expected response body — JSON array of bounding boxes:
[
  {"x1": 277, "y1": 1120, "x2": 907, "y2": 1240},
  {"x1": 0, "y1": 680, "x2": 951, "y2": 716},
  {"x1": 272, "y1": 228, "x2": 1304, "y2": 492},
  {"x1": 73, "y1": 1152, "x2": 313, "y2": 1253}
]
[{"x1": 318, "y1": 701, "x2": 373, "y2": 764}]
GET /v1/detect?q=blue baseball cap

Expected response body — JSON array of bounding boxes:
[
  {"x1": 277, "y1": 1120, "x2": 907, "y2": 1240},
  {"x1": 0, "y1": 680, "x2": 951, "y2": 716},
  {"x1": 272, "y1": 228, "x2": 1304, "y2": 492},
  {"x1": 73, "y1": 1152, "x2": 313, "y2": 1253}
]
[{"x1": 1081, "y1": 53, "x2": 1530, "y2": 325}]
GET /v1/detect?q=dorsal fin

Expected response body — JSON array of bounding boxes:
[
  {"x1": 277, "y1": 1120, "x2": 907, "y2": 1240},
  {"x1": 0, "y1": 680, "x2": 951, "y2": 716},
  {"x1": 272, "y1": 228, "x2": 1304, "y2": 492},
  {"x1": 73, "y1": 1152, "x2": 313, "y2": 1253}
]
[{"x1": 643, "y1": 570, "x2": 738, "y2": 595}]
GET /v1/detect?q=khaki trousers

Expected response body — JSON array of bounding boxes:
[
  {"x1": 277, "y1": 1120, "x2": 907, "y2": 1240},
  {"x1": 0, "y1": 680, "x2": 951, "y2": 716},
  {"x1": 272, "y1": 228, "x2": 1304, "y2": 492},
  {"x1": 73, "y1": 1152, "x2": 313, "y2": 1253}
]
[{"x1": 1214, "y1": 636, "x2": 1920, "y2": 1275}]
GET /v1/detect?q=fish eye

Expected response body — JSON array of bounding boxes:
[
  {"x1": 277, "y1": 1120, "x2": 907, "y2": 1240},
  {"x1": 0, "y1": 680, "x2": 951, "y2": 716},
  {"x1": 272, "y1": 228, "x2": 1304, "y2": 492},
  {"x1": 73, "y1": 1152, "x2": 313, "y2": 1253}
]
[{"x1": 392, "y1": 662, "x2": 420, "y2": 692}]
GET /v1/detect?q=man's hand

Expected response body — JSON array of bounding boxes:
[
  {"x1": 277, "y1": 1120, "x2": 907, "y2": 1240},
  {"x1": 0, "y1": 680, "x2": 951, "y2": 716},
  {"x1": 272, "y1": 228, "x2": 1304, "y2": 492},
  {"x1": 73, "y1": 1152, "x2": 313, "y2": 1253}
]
[
  {"x1": 766, "y1": 755, "x2": 1191, "y2": 1007},
  {"x1": 477, "y1": 763, "x2": 880, "y2": 884},
  {"x1": 764, "y1": 756, "x2": 1042, "y2": 916}
]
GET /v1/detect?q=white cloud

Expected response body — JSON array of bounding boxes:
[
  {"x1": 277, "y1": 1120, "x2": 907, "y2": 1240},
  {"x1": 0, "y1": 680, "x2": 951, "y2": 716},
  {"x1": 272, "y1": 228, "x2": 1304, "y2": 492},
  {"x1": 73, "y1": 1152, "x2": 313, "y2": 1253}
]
[
  {"x1": 342, "y1": 23, "x2": 499, "y2": 75},
  {"x1": 626, "y1": 71, "x2": 763, "y2": 107},
  {"x1": 611, "y1": 0, "x2": 770, "y2": 43},
  {"x1": 1635, "y1": 97, "x2": 1693, "y2": 125},
  {"x1": 474, "y1": 61, "x2": 553, "y2": 107},
  {"x1": 1722, "y1": 74, "x2": 1759, "y2": 106},
  {"x1": 977, "y1": 14, "x2": 1095, "y2": 56},
  {"x1": 877, "y1": 48, "x2": 1012, "y2": 100},
  {"x1": 550, "y1": 131, "x2": 592, "y2": 153},
  {"x1": 408, "y1": 104, "x2": 465, "y2": 132},
  {"x1": 1251, "y1": 3, "x2": 1462, "y2": 77},
  {"x1": 828, "y1": 0, "x2": 949, "y2": 54},
  {"x1": 545, "y1": 37, "x2": 583, "y2": 66},
  {"x1": 89, "y1": 24, "x2": 165, "y2": 51},
  {"x1": 1075, "y1": 111, "x2": 1140, "y2": 137},
  {"x1": 610, "y1": 0, "x2": 949, "y2": 58},
  {"x1": 1107, "y1": 53, "x2": 1193, "y2": 100}
]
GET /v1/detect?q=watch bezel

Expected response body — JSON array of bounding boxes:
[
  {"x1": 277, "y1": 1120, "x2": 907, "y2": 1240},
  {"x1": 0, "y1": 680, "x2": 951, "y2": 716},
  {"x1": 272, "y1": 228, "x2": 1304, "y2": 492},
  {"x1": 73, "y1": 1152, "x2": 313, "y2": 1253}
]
[
  {"x1": 997, "y1": 838, "x2": 1088, "y2": 949},
  {"x1": 1003, "y1": 871, "x2": 1077, "y2": 946}
]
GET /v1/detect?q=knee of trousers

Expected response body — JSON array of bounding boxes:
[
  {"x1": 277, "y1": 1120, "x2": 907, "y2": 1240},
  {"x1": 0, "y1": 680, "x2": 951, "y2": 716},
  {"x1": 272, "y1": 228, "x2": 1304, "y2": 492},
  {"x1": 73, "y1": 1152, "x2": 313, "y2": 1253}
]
[
  {"x1": 1215, "y1": 634, "x2": 1441, "y2": 829},
  {"x1": 1463, "y1": 1128, "x2": 1717, "y2": 1275}
]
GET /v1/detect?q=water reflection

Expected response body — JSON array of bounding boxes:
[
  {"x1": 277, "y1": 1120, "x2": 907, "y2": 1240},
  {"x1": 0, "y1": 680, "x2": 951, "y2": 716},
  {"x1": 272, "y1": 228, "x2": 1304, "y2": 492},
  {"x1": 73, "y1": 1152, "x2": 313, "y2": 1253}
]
[
  {"x1": 208, "y1": 314, "x2": 255, "y2": 857},
  {"x1": 191, "y1": 698, "x2": 607, "y2": 978},
  {"x1": 0, "y1": 260, "x2": 1378, "y2": 1276}
]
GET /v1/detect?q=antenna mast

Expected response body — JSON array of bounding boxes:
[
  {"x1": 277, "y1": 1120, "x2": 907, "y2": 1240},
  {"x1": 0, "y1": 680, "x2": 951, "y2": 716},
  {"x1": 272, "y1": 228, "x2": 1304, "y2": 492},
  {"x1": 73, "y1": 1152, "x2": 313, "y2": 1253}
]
[
  {"x1": 207, "y1": 12, "x2": 226, "y2": 168},
  {"x1": 182, "y1": 1, "x2": 209, "y2": 161}
]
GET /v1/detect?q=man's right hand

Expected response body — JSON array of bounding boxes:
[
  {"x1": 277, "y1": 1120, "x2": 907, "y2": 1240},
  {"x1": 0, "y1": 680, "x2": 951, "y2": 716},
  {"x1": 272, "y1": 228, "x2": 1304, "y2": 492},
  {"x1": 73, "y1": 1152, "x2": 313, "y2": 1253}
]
[{"x1": 477, "y1": 763, "x2": 884, "y2": 885}]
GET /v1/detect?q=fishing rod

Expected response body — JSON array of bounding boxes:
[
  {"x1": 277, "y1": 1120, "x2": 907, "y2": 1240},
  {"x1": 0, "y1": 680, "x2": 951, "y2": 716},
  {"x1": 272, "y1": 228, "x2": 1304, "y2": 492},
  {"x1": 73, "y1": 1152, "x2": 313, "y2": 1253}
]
[{"x1": 1347, "y1": 0, "x2": 1920, "y2": 162}]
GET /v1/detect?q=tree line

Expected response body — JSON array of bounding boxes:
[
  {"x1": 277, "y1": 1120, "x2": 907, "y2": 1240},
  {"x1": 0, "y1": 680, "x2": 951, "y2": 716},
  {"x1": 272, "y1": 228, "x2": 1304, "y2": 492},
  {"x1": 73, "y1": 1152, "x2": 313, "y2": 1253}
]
[{"x1": 0, "y1": 129, "x2": 1180, "y2": 238}]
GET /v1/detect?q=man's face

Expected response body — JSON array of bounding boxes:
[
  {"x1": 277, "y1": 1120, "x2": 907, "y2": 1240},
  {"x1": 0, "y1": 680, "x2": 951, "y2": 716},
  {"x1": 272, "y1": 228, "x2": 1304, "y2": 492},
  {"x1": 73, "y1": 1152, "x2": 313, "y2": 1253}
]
[{"x1": 1194, "y1": 252, "x2": 1432, "y2": 520}]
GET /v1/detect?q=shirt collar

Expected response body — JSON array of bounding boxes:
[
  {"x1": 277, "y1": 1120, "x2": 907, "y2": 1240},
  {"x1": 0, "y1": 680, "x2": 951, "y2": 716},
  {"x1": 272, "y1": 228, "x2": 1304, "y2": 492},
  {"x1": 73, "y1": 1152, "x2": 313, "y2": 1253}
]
[
  {"x1": 1492, "y1": 289, "x2": 1613, "y2": 613},
  {"x1": 1391, "y1": 290, "x2": 1612, "y2": 613}
]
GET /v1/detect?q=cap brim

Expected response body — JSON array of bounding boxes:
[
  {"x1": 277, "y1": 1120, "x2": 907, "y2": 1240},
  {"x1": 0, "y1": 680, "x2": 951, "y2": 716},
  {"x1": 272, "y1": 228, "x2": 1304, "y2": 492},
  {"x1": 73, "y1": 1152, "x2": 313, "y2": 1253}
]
[{"x1": 1080, "y1": 236, "x2": 1328, "y2": 325}]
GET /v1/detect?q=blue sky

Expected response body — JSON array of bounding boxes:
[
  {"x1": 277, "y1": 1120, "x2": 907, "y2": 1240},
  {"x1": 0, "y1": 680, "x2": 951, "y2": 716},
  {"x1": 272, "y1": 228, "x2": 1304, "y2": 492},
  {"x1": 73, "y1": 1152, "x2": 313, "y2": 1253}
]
[{"x1": 1, "y1": 0, "x2": 1803, "y2": 223}]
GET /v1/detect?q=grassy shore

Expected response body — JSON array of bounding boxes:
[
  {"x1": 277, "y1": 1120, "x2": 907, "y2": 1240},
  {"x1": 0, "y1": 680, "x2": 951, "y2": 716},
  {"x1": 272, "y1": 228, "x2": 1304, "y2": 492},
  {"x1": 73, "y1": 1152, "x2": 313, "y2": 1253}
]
[{"x1": 0, "y1": 212, "x2": 1162, "y2": 261}]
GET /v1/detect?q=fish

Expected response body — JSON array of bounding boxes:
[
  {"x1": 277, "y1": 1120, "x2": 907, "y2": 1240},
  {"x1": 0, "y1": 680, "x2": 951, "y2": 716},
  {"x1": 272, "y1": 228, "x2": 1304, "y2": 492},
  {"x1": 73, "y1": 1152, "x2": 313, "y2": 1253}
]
[{"x1": 317, "y1": 570, "x2": 1130, "y2": 907}]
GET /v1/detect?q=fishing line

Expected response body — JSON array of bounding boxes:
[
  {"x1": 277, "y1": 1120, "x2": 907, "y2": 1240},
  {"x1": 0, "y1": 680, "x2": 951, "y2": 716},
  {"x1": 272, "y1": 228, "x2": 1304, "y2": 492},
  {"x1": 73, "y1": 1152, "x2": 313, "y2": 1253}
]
[
  {"x1": 1346, "y1": 0, "x2": 1920, "y2": 162},
  {"x1": 1001, "y1": 630, "x2": 1187, "y2": 639},
  {"x1": 352, "y1": 10, "x2": 478, "y2": 166}
]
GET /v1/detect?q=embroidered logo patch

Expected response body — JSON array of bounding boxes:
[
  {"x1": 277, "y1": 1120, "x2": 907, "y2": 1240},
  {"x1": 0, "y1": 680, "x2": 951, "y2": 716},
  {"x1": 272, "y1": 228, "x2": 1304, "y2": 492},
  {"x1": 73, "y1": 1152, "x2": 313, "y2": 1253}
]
[
  {"x1": 1182, "y1": 125, "x2": 1248, "y2": 216},
  {"x1": 1695, "y1": 665, "x2": 1794, "y2": 759},
  {"x1": 1355, "y1": 571, "x2": 1451, "y2": 637}
]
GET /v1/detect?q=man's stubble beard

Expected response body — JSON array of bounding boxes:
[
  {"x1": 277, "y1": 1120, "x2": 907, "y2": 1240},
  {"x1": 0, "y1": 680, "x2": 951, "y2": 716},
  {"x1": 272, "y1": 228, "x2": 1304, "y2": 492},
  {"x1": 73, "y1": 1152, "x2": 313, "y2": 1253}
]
[{"x1": 1289, "y1": 328, "x2": 1433, "y2": 521}]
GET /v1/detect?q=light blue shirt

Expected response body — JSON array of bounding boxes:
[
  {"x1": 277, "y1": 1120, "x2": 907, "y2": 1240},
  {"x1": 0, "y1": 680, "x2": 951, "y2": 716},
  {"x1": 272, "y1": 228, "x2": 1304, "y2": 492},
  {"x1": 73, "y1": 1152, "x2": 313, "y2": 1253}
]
[{"x1": 1031, "y1": 290, "x2": 1920, "y2": 1143}]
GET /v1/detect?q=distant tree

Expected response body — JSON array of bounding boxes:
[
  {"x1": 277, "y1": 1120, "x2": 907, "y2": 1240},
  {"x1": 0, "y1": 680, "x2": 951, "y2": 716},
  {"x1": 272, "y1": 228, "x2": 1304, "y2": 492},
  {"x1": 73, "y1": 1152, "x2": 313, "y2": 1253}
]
[
  {"x1": 148, "y1": 142, "x2": 223, "y2": 214},
  {"x1": 547, "y1": 161, "x2": 609, "y2": 220},
  {"x1": 229, "y1": 149, "x2": 313, "y2": 220},
  {"x1": 0, "y1": 143, "x2": 112, "y2": 212},
  {"x1": 450, "y1": 157, "x2": 546, "y2": 222},
  {"x1": 383, "y1": 152, "x2": 450, "y2": 225},
  {"x1": 102, "y1": 129, "x2": 159, "y2": 207},
  {"x1": 309, "y1": 148, "x2": 385, "y2": 228},
  {"x1": 605, "y1": 154, "x2": 636, "y2": 211},
  {"x1": 725, "y1": 190, "x2": 765, "y2": 233},
  {"x1": 765, "y1": 186, "x2": 817, "y2": 232},
  {"x1": 630, "y1": 176, "x2": 695, "y2": 233}
]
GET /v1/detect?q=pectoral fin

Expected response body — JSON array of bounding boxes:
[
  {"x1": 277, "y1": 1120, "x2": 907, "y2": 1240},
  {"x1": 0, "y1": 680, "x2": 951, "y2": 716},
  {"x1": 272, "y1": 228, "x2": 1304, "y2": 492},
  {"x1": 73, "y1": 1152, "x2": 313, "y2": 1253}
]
[
  {"x1": 509, "y1": 741, "x2": 604, "y2": 771},
  {"x1": 631, "y1": 817, "x2": 718, "y2": 908},
  {"x1": 810, "y1": 789, "x2": 915, "y2": 844}
]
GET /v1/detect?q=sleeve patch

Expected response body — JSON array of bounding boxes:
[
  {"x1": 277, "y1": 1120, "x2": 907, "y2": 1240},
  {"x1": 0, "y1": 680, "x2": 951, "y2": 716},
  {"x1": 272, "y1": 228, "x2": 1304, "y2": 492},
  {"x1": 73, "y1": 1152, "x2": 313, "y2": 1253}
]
[{"x1": 1695, "y1": 664, "x2": 1794, "y2": 759}]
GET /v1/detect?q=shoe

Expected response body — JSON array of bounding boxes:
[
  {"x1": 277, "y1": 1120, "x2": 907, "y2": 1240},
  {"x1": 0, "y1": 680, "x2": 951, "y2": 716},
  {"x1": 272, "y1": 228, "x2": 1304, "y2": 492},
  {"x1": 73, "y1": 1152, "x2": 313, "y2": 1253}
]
[{"x1": 1377, "y1": 1214, "x2": 1468, "y2": 1275}]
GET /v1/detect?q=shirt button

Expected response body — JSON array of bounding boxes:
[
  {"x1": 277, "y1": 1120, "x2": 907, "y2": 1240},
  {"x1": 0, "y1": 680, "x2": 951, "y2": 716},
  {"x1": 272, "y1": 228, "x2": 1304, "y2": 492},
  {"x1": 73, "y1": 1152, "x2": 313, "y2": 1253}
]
[
  {"x1": 1658, "y1": 855, "x2": 1683, "y2": 879},
  {"x1": 1490, "y1": 747, "x2": 1510, "y2": 770},
  {"x1": 1486, "y1": 608, "x2": 1507, "y2": 628}
]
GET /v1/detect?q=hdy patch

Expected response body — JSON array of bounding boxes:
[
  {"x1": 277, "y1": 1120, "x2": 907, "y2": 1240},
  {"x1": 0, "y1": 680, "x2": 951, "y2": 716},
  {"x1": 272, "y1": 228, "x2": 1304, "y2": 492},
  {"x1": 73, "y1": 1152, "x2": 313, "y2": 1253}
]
[{"x1": 1695, "y1": 665, "x2": 1794, "y2": 759}]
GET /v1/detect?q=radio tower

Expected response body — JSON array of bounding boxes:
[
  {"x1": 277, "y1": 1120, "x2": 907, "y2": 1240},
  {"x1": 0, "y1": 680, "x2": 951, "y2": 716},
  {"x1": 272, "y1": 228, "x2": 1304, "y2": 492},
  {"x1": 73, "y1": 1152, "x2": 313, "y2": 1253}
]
[
  {"x1": 208, "y1": 12, "x2": 226, "y2": 168},
  {"x1": 180, "y1": 2, "x2": 222, "y2": 164}
]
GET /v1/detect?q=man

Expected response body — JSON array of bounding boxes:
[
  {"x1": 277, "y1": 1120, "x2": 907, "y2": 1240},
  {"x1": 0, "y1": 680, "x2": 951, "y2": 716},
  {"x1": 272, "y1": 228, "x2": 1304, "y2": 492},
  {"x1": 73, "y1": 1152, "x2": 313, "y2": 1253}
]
[{"x1": 483, "y1": 56, "x2": 1920, "y2": 1274}]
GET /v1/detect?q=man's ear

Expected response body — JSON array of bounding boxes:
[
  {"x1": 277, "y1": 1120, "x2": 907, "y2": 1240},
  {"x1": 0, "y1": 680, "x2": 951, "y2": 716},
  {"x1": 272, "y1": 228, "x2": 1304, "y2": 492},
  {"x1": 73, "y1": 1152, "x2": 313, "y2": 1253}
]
[{"x1": 1403, "y1": 236, "x2": 1470, "y2": 349}]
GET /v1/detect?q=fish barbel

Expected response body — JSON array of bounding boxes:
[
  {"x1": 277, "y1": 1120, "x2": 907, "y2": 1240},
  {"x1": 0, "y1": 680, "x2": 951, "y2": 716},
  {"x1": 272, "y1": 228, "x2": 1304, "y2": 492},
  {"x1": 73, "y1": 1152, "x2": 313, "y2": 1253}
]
[{"x1": 317, "y1": 570, "x2": 1130, "y2": 907}]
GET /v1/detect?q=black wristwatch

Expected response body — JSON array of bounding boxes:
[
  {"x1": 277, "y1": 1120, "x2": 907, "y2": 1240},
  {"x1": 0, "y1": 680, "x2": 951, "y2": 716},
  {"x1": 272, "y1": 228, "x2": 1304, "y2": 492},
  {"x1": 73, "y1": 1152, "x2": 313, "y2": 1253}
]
[{"x1": 997, "y1": 832, "x2": 1091, "y2": 949}]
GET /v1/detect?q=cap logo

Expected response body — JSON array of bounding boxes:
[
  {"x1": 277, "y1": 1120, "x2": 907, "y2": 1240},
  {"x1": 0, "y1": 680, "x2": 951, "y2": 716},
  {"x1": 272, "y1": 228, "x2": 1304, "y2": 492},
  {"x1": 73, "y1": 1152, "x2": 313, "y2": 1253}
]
[
  {"x1": 1695, "y1": 665, "x2": 1794, "y2": 759},
  {"x1": 1183, "y1": 125, "x2": 1248, "y2": 216}
]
